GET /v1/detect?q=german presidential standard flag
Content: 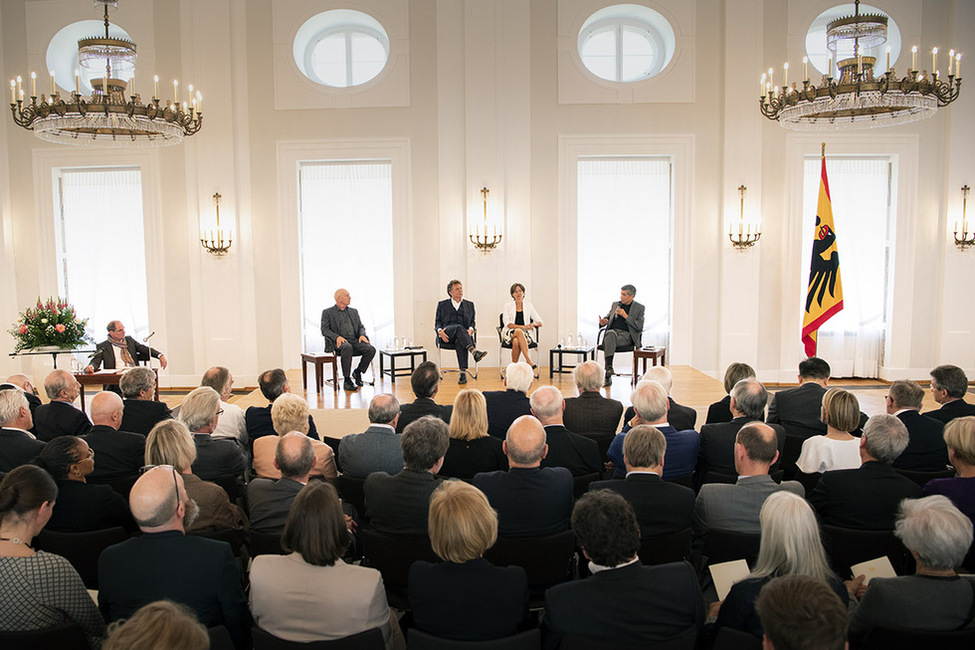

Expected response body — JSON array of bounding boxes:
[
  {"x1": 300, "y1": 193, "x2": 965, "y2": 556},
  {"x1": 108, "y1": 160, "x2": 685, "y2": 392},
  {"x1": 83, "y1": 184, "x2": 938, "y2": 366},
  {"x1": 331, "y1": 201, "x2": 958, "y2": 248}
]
[{"x1": 802, "y1": 148, "x2": 844, "y2": 357}]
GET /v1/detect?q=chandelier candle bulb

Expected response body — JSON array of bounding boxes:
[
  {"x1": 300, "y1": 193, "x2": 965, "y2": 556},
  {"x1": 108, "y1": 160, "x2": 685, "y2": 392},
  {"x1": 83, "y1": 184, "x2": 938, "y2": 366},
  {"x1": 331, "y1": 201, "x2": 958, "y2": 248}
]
[
  {"x1": 153, "y1": 75, "x2": 158, "y2": 99},
  {"x1": 16, "y1": 75, "x2": 21, "y2": 98},
  {"x1": 886, "y1": 47, "x2": 891, "y2": 71},
  {"x1": 783, "y1": 62, "x2": 788, "y2": 87},
  {"x1": 30, "y1": 72, "x2": 35, "y2": 98},
  {"x1": 196, "y1": 91, "x2": 202, "y2": 113},
  {"x1": 10, "y1": 80, "x2": 14, "y2": 104},
  {"x1": 173, "y1": 79, "x2": 178, "y2": 103},
  {"x1": 949, "y1": 49, "x2": 954, "y2": 75},
  {"x1": 932, "y1": 48, "x2": 938, "y2": 74},
  {"x1": 74, "y1": 70, "x2": 79, "y2": 94},
  {"x1": 50, "y1": 71, "x2": 55, "y2": 96},
  {"x1": 761, "y1": 73, "x2": 766, "y2": 96},
  {"x1": 912, "y1": 45, "x2": 917, "y2": 71},
  {"x1": 803, "y1": 56, "x2": 808, "y2": 81},
  {"x1": 956, "y1": 54, "x2": 961, "y2": 78}
]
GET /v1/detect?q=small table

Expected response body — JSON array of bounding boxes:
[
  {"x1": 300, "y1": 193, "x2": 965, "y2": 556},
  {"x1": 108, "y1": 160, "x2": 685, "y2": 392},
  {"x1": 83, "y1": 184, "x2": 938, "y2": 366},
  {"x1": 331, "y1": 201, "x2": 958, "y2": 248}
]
[
  {"x1": 380, "y1": 348, "x2": 427, "y2": 383},
  {"x1": 74, "y1": 369, "x2": 159, "y2": 412},
  {"x1": 550, "y1": 346, "x2": 596, "y2": 377},
  {"x1": 301, "y1": 353, "x2": 338, "y2": 393},
  {"x1": 632, "y1": 347, "x2": 667, "y2": 385}
]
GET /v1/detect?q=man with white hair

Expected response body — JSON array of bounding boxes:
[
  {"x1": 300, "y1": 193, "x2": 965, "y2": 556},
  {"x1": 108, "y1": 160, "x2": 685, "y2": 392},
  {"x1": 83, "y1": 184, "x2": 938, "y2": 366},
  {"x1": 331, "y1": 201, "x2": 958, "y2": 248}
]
[
  {"x1": 179, "y1": 386, "x2": 245, "y2": 481},
  {"x1": 83, "y1": 391, "x2": 146, "y2": 481},
  {"x1": 0, "y1": 389, "x2": 45, "y2": 471},
  {"x1": 32, "y1": 369, "x2": 91, "y2": 441},
  {"x1": 484, "y1": 362, "x2": 534, "y2": 439},
  {"x1": 0, "y1": 373, "x2": 41, "y2": 414},
  {"x1": 562, "y1": 361, "x2": 623, "y2": 450},
  {"x1": 622, "y1": 366, "x2": 696, "y2": 433},
  {"x1": 530, "y1": 386, "x2": 601, "y2": 476}
]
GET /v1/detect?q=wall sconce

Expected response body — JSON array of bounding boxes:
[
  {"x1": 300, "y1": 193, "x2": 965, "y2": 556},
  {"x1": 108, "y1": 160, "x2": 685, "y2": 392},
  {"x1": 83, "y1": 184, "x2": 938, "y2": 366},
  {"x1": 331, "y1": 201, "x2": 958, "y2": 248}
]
[
  {"x1": 200, "y1": 192, "x2": 233, "y2": 256},
  {"x1": 729, "y1": 185, "x2": 762, "y2": 250},
  {"x1": 954, "y1": 185, "x2": 973, "y2": 250},
  {"x1": 468, "y1": 187, "x2": 502, "y2": 252}
]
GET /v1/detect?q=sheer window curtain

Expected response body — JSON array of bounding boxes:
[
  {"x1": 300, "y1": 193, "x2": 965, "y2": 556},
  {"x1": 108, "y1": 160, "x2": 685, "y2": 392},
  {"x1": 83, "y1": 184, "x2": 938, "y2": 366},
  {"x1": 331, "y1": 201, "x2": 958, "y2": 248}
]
[
  {"x1": 577, "y1": 158, "x2": 672, "y2": 348},
  {"x1": 801, "y1": 157, "x2": 891, "y2": 378},
  {"x1": 56, "y1": 168, "x2": 150, "y2": 343},
  {"x1": 298, "y1": 162, "x2": 394, "y2": 353}
]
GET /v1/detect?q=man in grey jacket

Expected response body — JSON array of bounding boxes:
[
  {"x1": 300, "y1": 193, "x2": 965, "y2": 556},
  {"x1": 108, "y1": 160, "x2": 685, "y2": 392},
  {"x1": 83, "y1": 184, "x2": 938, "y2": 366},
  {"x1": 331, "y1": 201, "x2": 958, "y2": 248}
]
[
  {"x1": 598, "y1": 284, "x2": 645, "y2": 386},
  {"x1": 321, "y1": 288, "x2": 376, "y2": 391}
]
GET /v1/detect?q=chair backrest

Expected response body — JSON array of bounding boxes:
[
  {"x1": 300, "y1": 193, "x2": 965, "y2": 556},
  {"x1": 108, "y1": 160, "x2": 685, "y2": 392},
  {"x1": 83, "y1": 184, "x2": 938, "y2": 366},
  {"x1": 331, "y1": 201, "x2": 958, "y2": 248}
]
[
  {"x1": 337, "y1": 474, "x2": 367, "y2": 518},
  {"x1": 860, "y1": 624, "x2": 975, "y2": 650},
  {"x1": 408, "y1": 628, "x2": 541, "y2": 650},
  {"x1": 252, "y1": 626, "x2": 386, "y2": 650},
  {"x1": 572, "y1": 472, "x2": 601, "y2": 499},
  {"x1": 711, "y1": 626, "x2": 763, "y2": 650},
  {"x1": 33, "y1": 526, "x2": 129, "y2": 589},
  {"x1": 779, "y1": 434, "x2": 806, "y2": 480},
  {"x1": 210, "y1": 474, "x2": 246, "y2": 505},
  {"x1": 207, "y1": 625, "x2": 236, "y2": 650},
  {"x1": 820, "y1": 524, "x2": 914, "y2": 579},
  {"x1": 188, "y1": 526, "x2": 246, "y2": 557},
  {"x1": 702, "y1": 529, "x2": 761, "y2": 568},
  {"x1": 561, "y1": 626, "x2": 697, "y2": 650},
  {"x1": 666, "y1": 473, "x2": 693, "y2": 489},
  {"x1": 484, "y1": 529, "x2": 577, "y2": 589},
  {"x1": 250, "y1": 530, "x2": 286, "y2": 556},
  {"x1": 87, "y1": 473, "x2": 139, "y2": 499},
  {"x1": 0, "y1": 621, "x2": 89, "y2": 650},
  {"x1": 795, "y1": 470, "x2": 822, "y2": 494},
  {"x1": 638, "y1": 527, "x2": 692, "y2": 566},
  {"x1": 360, "y1": 529, "x2": 439, "y2": 589},
  {"x1": 894, "y1": 467, "x2": 956, "y2": 488},
  {"x1": 701, "y1": 471, "x2": 738, "y2": 486}
]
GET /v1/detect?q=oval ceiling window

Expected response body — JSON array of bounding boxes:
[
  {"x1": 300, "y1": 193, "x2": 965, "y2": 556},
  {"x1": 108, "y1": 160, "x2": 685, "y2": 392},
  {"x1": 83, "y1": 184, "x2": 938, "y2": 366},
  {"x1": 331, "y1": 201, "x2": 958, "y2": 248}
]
[
  {"x1": 577, "y1": 4, "x2": 676, "y2": 83},
  {"x1": 805, "y1": 3, "x2": 902, "y2": 76},
  {"x1": 293, "y1": 10, "x2": 389, "y2": 88},
  {"x1": 47, "y1": 19, "x2": 135, "y2": 94}
]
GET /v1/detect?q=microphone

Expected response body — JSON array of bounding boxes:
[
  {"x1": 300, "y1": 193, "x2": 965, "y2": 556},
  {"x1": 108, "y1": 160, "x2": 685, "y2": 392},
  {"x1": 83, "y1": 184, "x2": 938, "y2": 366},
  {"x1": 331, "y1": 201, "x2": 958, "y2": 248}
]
[{"x1": 143, "y1": 331, "x2": 156, "y2": 343}]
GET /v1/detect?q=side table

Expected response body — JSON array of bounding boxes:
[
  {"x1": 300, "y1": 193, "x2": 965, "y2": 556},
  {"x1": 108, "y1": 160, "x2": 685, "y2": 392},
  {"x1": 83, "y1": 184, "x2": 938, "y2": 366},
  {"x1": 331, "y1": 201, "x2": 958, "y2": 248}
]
[
  {"x1": 380, "y1": 348, "x2": 428, "y2": 383},
  {"x1": 301, "y1": 353, "x2": 338, "y2": 393},
  {"x1": 550, "y1": 346, "x2": 596, "y2": 377},
  {"x1": 632, "y1": 347, "x2": 667, "y2": 386}
]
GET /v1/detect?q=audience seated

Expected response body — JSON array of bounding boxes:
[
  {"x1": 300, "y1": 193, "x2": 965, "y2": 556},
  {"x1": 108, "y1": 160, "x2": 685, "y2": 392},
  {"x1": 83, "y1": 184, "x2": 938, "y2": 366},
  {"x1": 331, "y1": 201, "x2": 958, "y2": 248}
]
[
  {"x1": 396, "y1": 362, "x2": 452, "y2": 433},
  {"x1": 923, "y1": 416, "x2": 975, "y2": 525},
  {"x1": 809, "y1": 414, "x2": 922, "y2": 529},
  {"x1": 848, "y1": 495, "x2": 975, "y2": 642},
  {"x1": 484, "y1": 363, "x2": 534, "y2": 439},
  {"x1": 364, "y1": 416, "x2": 448, "y2": 536},
  {"x1": 249, "y1": 481, "x2": 405, "y2": 648},
  {"x1": 886, "y1": 380, "x2": 949, "y2": 471},
  {"x1": 541, "y1": 490, "x2": 704, "y2": 648},
  {"x1": 767, "y1": 357, "x2": 833, "y2": 439},
  {"x1": 32, "y1": 370, "x2": 91, "y2": 441},
  {"x1": 622, "y1": 366, "x2": 696, "y2": 433},
  {"x1": 82, "y1": 391, "x2": 145, "y2": 482},
  {"x1": 531, "y1": 386, "x2": 601, "y2": 476},
  {"x1": 252, "y1": 394, "x2": 336, "y2": 481},
  {"x1": 0, "y1": 373, "x2": 41, "y2": 416},
  {"x1": 473, "y1": 415, "x2": 573, "y2": 538},
  {"x1": 248, "y1": 433, "x2": 318, "y2": 534},
  {"x1": 796, "y1": 387, "x2": 863, "y2": 474},
  {"x1": 145, "y1": 420, "x2": 246, "y2": 535},
  {"x1": 409, "y1": 481, "x2": 528, "y2": 641},
  {"x1": 562, "y1": 361, "x2": 623, "y2": 443},
  {"x1": 179, "y1": 387, "x2": 246, "y2": 482},
  {"x1": 119, "y1": 367, "x2": 172, "y2": 436},
  {"x1": 0, "y1": 465, "x2": 105, "y2": 647},
  {"x1": 33, "y1": 436, "x2": 134, "y2": 532},
  {"x1": 590, "y1": 425, "x2": 694, "y2": 538},
  {"x1": 923, "y1": 365, "x2": 975, "y2": 424},
  {"x1": 440, "y1": 389, "x2": 507, "y2": 480},
  {"x1": 103, "y1": 600, "x2": 209, "y2": 650},
  {"x1": 339, "y1": 394, "x2": 404, "y2": 478},
  {"x1": 705, "y1": 362, "x2": 755, "y2": 425},
  {"x1": 245, "y1": 369, "x2": 319, "y2": 448},
  {"x1": 201, "y1": 366, "x2": 247, "y2": 443},
  {"x1": 0, "y1": 389, "x2": 46, "y2": 472},
  {"x1": 97, "y1": 466, "x2": 251, "y2": 648},
  {"x1": 754, "y1": 575, "x2": 849, "y2": 650}
]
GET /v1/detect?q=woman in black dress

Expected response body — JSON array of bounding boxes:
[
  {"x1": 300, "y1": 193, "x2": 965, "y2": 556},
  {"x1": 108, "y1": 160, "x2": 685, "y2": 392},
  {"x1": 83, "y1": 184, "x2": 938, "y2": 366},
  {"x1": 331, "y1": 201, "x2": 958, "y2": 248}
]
[{"x1": 440, "y1": 390, "x2": 507, "y2": 480}]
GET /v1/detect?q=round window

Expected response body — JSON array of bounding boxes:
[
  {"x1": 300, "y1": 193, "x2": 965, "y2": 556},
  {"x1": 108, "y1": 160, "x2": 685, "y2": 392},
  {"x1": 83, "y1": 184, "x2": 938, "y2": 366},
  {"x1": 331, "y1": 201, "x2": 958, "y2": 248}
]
[
  {"x1": 47, "y1": 20, "x2": 135, "y2": 94},
  {"x1": 293, "y1": 10, "x2": 389, "y2": 88},
  {"x1": 805, "y1": 4, "x2": 901, "y2": 77},
  {"x1": 577, "y1": 4, "x2": 676, "y2": 83}
]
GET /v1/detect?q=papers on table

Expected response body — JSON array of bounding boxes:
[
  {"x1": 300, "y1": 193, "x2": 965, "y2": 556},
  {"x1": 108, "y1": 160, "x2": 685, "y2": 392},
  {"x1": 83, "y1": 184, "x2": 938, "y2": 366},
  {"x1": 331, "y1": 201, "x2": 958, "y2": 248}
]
[{"x1": 710, "y1": 559, "x2": 751, "y2": 601}]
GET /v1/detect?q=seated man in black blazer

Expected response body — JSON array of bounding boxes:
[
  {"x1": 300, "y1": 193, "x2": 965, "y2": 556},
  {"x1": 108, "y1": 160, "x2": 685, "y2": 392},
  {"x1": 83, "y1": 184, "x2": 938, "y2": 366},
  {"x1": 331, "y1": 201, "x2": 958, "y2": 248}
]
[
  {"x1": 530, "y1": 386, "x2": 601, "y2": 476},
  {"x1": 245, "y1": 368, "x2": 319, "y2": 450},
  {"x1": 767, "y1": 356, "x2": 868, "y2": 440},
  {"x1": 248, "y1": 433, "x2": 318, "y2": 534},
  {"x1": 396, "y1": 361, "x2": 453, "y2": 433},
  {"x1": 119, "y1": 367, "x2": 172, "y2": 436},
  {"x1": 179, "y1": 386, "x2": 245, "y2": 482},
  {"x1": 562, "y1": 361, "x2": 624, "y2": 446},
  {"x1": 886, "y1": 380, "x2": 948, "y2": 471},
  {"x1": 924, "y1": 364, "x2": 975, "y2": 424},
  {"x1": 0, "y1": 389, "x2": 46, "y2": 472},
  {"x1": 542, "y1": 490, "x2": 704, "y2": 649},
  {"x1": 32, "y1": 369, "x2": 91, "y2": 441},
  {"x1": 484, "y1": 362, "x2": 534, "y2": 439},
  {"x1": 83, "y1": 391, "x2": 145, "y2": 482}
]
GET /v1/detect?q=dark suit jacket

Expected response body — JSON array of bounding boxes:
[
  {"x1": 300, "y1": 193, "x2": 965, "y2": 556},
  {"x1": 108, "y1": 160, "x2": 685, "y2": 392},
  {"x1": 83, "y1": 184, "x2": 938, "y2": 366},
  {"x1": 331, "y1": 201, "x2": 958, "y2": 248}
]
[
  {"x1": 435, "y1": 299, "x2": 476, "y2": 333},
  {"x1": 923, "y1": 399, "x2": 975, "y2": 424},
  {"x1": 0, "y1": 428, "x2": 46, "y2": 472},
  {"x1": 542, "y1": 561, "x2": 704, "y2": 650},
  {"x1": 247, "y1": 477, "x2": 304, "y2": 534},
  {"x1": 768, "y1": 382, "x2": 868, "y2": 438},
  {"x1": 484, "y1": 390, "x2": 531, "y2": 439},
  {"x1": 590, "y1": 473, "x2": 695, "y2": 538},
  {"x1": 563, "y1": 392, "x2": 623, "y2": 438},
  {"x1": 809, "y1": 460, "x2": 923, "y2": 529},
  {"x1": 320, "y1": 305, "x2": 367, "y2": 352},
  {"x1": 600, "y1": 300, "x2": 646, "y2": 348},
  {"x1": 409, "y1": 558, "x2": 528, "y2": 641},
  {"x1": 98, "y1": 530, "x2": 251, "y2": 648},
  {"x1": 396, "y1": 398, "x2": 452, "y2": 433},
  {"x1": 364, "y1": 468, "x2": 444, "y2": 536},
  {"x1": 892, "y1": 411, "x2": 948, "y2": 471},
  {"x1": 244, "y1": 404, "x2": 319, "y2": 451},
  {"x1": 473, "y1": 467, "x2": 573, "y2": 538},
  {"x1": 694, "y1": 418, "x2": 785, "y2": 489},
  {"x1": 190, "y1": 432, "x2": 245, "y2": 481},
  {"x1": 120, "y1": 399, "x2": 172, "y2": 436},
  {"x1": 89, "y1": 336, "x2": 162, "y2": 371},
  {"x1": 83, "y1": 425, "x2": 146, "y2": 481},
  {"x1": 706, "y1": 395, "x2": 733, "y2": 424},
  {"x1": 46, "y1": 479, "x2": 135, "y2": 532},
  {"x1": 32, "y1": 400, "x2": 92, "y2": 441},
  {"x1": 540, "y1": 425, "x2": 602, "y2": 476},
  {"x1": 624, "y1": 397, "x2": 696, "y2": 434},
  {"x1": 441, "y1": 436, "x2": 508, "y2": 480}
]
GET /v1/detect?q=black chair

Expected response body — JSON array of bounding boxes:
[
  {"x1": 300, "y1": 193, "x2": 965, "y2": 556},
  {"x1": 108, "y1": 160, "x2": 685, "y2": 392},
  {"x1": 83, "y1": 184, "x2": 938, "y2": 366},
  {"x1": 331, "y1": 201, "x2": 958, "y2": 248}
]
[
  {"x1": 701, "y1": 529, "x2": 761, "y2": 569},
  {"x1": 572, "y1": 472, "x2": 601, "y2": 499},
  {"x1": 189, "y1": 526, "x2": 247, "y2": 558},
  {"x1": 711, "y1": 626, "x2": 763, "y2": 650},
  {"x1": 701, "y1": 471, "x2": 737, "y2": 486},
  {"x1": 561, "y1": 626, "x2": 697, "y2": 650},
  {"x1": 33, "y1": 526, "x2": 129, "y2": 589},
  {"x1": 595, "y1": 328, "x2": 637, "y2": 381},
  {"x1": 250, "y1": 530, "x2": 286, "y2": 556},
  {"x1": 858, "y1": 624, "x2": 975, "y2": 650},
  {"x1": 794, "y1": 470, "x2": 822, "y2": 494},
  {"x1": 208, "y1": 625, "x2": 236, "y2": 650},
  {"x1": 666, "y1": 473, "x2": 693, "y2": 489},
  {"x1": 210, "y1": 474, "x2": 247, "y2": 509},
  {"x1": 497, "y1": 313, "x2": 540, "y2": 377},
  {"x1": 322, "y1": 436, "x2": 343, "y2": 468},
  {"x1": 337, "y1": 474, "x2": 367, "y2": 521},
  {"x1": 408, "y1": 628, "x2": 540, "y2": 649},
  {"x1": 894, "y1": 467, "x2": 955, "y2": 488},
  {"x1": 360, "y1": 529, "x2": 439, "y2": 610},
  {"x1": 252, "y1": 626, "x2": 385, "y2": 650},
  {"x1": 485, "y1": 530, "x2": 577, "y2": 608},
  {"x1": 436, "y1": 328, "x2": 479, "y2": 379},
  {"x1": 820, "y1": 524, "x2": 914, "y2": 579},
  {"x1": 779, "y1": 434, "x2": 806, "y2": 481},
  {"x1": 638, "y1": 527, "x2": 692, "y2": 566},
  {"x1": 0, "y1": 621, "x2": 89, "y2": 649}
]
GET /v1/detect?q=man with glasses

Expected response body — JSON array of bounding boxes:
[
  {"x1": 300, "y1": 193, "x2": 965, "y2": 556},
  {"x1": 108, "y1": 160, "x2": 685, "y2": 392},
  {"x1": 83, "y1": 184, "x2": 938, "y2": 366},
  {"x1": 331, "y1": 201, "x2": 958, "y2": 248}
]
[{"x1": 179, "y1": 386, "x2": 245, "y2": 482}]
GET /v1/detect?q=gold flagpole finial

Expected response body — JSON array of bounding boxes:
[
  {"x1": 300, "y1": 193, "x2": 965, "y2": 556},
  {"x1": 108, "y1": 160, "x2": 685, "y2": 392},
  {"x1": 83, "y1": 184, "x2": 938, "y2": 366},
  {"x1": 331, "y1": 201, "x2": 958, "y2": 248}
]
[{"x1": 821, "y1": 142, "x2": 826, "y2": 157}]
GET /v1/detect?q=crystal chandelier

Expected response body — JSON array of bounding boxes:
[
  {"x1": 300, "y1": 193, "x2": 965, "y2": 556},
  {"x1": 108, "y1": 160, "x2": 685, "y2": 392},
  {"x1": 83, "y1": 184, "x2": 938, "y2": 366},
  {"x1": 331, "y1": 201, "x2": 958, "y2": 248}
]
[
  {"x1": 8, "y1": 0, "x2": 202, "y2": 147},
  {"x1": 760, "y1": 1, "x2": 962, "y2": 130}
]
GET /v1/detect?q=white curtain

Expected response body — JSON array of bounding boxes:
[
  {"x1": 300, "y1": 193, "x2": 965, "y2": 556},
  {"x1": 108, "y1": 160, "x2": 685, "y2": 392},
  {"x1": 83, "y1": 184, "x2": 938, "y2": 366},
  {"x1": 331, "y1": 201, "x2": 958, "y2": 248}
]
[
  {"x1": 298, "y1": 162, "x2": 394, "y2": 353},
  {"x1": 801, "y1": 157, "x2": 891, "y2": 378},
  {"x1": 577, "y1": 157, "x2": 672, "y2": 347},
  {"x1": 57, "y1": 168, "x2": 149, "y2": 344}
]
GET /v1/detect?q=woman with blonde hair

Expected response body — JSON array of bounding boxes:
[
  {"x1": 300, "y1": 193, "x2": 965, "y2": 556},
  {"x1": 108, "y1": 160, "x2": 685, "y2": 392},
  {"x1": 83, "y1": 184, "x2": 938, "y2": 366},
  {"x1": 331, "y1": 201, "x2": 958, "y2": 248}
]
[
  {"x1": 923, "y1": 416, "x2": 975, "y2": 525},
  {"x1": 252, "y1": 393, "x2": 336, "y2": 481},
  {"x1": 796, "y1": 387, "x2": 863, "y2": 474},
  {"x1": 440, "y1": 390, "x2": 507, "y2": 479},
  {"x1": 104, "y1": 600, "x2": 209, "y2": 650},
  {"x1": 409, "y1": 481, "x2": 527, "y2": 640}
]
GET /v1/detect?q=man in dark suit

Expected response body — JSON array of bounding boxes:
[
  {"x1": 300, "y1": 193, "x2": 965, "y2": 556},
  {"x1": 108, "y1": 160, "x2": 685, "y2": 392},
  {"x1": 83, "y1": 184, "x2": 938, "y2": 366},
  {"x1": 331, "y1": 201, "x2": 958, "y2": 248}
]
[
  {"x1": 768, "y1": 356, "x2": 868, "y2": 439},
  {"x1": 591, "y1": 425, "x2": 695, "y2": 538},
  {"x1": 119, "y1": 367, "x2": 172, "y2": 436},
  {"x1": 484, "y1": 362, "x2": 534, "y2": 439},
  {"x1": 98, "y1": 467, "x2": 250, "y2": 648},
  {"x1": 245, "y1": 369, "x2": 319, "y2": 449},
  {"x1": 180, "y1": 386, "x2": 245, "y2": 481},
  {"x1": 474, "y1": 415, "x2": 573, "y2": 537},
  {"x1": 542, "y1": 490, "x2": 704, "y2": 649},
  {"x1": 339, "y1": 393, "x2": 404, "y2": 477},
  {"x1": 435, "y1": 279, "x2": 486, "y2": 384},
  {"x1": 0, "y1": 389, "x2": 46, "y2": 472},
  {"x1": 396, "y1": 362, "x2": 452, "y2": 432},
  {"x1": 924, "y1": 364, "x2": 975, "y2": 424},
  {"x1": 85, "y1": 319, "x2": 167, "y2": 372},
  {"x1": 248, "y1": 433, "x2": 317, "y2": 534},
  {"x1": 598, "y1": 284, "x2": 646, "y2": 386},
  {"x1": 364, "y1": 416, "x2": 448, "y2": 536},
  {"x1": 0, "y1": 373, "x2": 41, "y2": 415},
  {"x1": 530, "y1": 386, "x2": 601, "y2": 476},
  {"x1": 32, "y1": 369, "x2": 91, "y2": 441},
  {"x1": 809, "y1": 414, "x2": 923, "y2": 529},
  {"x1": 623, "y1": 365, "x2": 696, "y2": 433},
  {"x1": 563, "y1": 361, "x2": 623, "y2": 453},
  {"x1": 83, "y1": 391, "x2": 145, "y2": 482},
  {"x1": 886, "y1": 380, "x2": 949, "y2": 471},
  {"x1": 320, "y1": 288, "x2": 377, "y2": 392}
]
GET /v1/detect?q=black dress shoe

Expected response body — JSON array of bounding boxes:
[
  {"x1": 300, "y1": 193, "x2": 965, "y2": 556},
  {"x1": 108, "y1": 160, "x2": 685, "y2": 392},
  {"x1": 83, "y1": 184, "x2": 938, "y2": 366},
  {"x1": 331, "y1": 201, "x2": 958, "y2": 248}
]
[
  {"x1": 471, "y1": 349, "x2": 487, "y2": 363},
  {"x1": 344, "y1": 378, "x2": 358, "y2": 391},
  {"x1": 603, "y1": 374, "x2": 613, "y2": 387},
  {"x1": 458, "y1": 372, "x2": 467, "y2": 384},
  {"x1": 352, "y1": 368, "x2": 364, "y2": 387}
]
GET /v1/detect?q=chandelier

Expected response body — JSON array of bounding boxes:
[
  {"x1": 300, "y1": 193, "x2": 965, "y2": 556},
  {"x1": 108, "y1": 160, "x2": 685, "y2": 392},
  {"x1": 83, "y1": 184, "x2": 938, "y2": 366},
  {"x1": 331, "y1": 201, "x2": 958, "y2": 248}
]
[
  {"x1": 8, "y1": 0, "x2": 202, "y2": 147},
  {"x1": 956, "y1": 185, "x2": 973, "y2": 250},
  {"x1": 201, "y1": 193, "x2": 233, "y2": 256},
  {"x1": 729, "y1": 185, "x2": 761, "y2": 250},
  {"x1": 469, "y1": 187, "x2": 503, "y2": 252},
  {"x1": 760, "y1": 1, "x2": 962, "y2": 130}
]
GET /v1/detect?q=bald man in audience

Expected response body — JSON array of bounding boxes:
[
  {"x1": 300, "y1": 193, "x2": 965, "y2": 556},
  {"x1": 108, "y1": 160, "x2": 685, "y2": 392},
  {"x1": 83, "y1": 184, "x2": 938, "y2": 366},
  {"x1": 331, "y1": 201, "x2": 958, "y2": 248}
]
[
  {"x1": 31, "y1": 369, "x2": 91, "y2": 441},
  {"x1": 474, "y1": 415, "x2": 573, "y2": 537},
  {"x1": 98, "y1": 467, "x2": 251, "y2": 648},
  {"x1": 0, "y1": 373, "x2": 41, "y2": 414},
  {"x1": 0, "y1": 389, "x2": 45, "y2": 472},
  {"x1": 530, "y1": 386, "x2": 601, "y2": 476},
  {"x1": 247, "y1": 432, "x2": 319, "y2": 534},
  {"x1": 83, "y1": 391, "x2": 146, "y2": 482}
]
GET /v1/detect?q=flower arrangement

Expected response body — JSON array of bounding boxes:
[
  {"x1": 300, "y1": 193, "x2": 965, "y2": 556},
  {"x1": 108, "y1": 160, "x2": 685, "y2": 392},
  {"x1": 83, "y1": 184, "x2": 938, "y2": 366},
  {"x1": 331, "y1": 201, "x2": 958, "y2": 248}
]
[{"x1": 8, "y1": 297, "x2": 93, "y2": 352}]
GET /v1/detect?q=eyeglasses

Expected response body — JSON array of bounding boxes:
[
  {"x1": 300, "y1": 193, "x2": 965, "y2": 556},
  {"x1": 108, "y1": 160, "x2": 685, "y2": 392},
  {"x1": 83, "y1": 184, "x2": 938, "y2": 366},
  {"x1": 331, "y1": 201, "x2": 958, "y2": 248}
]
[{"x1": 216, "y1": 409, "x2": 224, "y2": 416}]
